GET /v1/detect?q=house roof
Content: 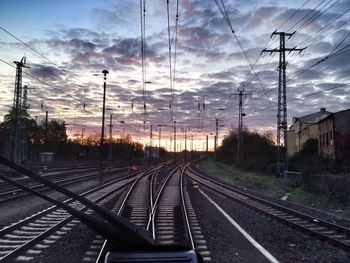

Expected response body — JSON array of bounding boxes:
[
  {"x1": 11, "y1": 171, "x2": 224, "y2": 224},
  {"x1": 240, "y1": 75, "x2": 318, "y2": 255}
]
[
  {"x1": 293, "y1": 109, "x2": 332, "y2": 124},
  {"x1": 317, "y1": 108, "x2": 350, "y2": 123}
]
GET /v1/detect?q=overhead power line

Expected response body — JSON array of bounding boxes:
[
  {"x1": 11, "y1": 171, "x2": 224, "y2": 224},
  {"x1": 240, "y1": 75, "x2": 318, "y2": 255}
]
[
  {"x1": 296, "y1": 0, "x2": 340, "y2": 32},
  {"x1": 0, "y1": 58, "x2": 79, "y2": 101},
  {"x1": 286, "y1": 0, "x2": 328, "y2": 32},
  {"x1": 276, "y1": 0, "x2": 311, "y2": 31},
  {"x1": 166, "y1": 0, "x2": 180, "y2": 121},
  {"x1": 250, "y1": 82, "x2": 350, "y2": 114},
  {"x1": 288, "y1": 31, "x2": 350, "y2": 82},
  {"x1": 0, "y1": 26, "x2": 85, "y2": 85}
]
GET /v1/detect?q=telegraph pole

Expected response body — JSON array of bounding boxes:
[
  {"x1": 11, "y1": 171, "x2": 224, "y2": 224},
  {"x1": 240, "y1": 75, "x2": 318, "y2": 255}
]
[
  {"x1": 184, "y1": 129, "x2": 187, "y2": 161},
  {"x1": 215, "y1": 118, "x2": 219, "y2": 152},
  {"x1": 150, "y1": 124, "x2": 153, "y2": 158},
  {"x1": 231, "y1": 88, "x2": 252, "y2": 165},
  {"x1": 206, "y1": 135, "x2": 208, "y2": 153},
  {"x1": 81, "y1": 127, "x2": 85, "y2": 159},
  {"x1": 173, "y1": 121, "x2": 176, "y2": 162},
  {"x1": 100, "y1": 69, "x2": 109, "y2": 181},
  {"x1": 108, "y1": 114, "x2": 113, "y2": 161},
  {"x1": 262, "y1": 31, "x2": 305, "y2": 175},
  {"x1": 156, "y1": 124, "x2": 165, "y2": 159},
  {"x1": 45, "y1": 111, "x2": 48, "y2": 151},
  {"x1": 158, "y1": 126, "x2": 161, "y2": 159}
]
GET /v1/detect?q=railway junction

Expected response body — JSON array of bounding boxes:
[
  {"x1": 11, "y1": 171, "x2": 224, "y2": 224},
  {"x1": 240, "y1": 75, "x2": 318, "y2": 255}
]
[{"x1": 0, "y1": 160, "x2": 349, "y2": 262}]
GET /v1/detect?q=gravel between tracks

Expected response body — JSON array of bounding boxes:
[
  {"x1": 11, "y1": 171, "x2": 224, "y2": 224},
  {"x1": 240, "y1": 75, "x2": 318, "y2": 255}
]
[
  {"x1": 189, "y1": 182, "x2": 350, "y2": 263},
  {"x1": 193, "y1": 165, "x2": 350, "y2": 228},
  {"x1": 0, "y1": 170, "x2": 129, "y2": 230},
  {"x1": 186, "y1": 180, "x2": 269, "y2": 263}
]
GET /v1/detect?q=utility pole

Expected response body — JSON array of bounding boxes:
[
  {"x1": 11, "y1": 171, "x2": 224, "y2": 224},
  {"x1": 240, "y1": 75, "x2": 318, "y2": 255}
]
[
  {"x1": 206, "y1": 135, "x2": 208, "y2": 153},
  {"x1": 150, "y1": 124, "x2": 153, "y2": 158},
  {"x1": 156, "y1": 124, "x2": 165, "y2": 159},
  {"x1": 231, "y1": 88, "x2": 252, "y2": 165},
  {"x1": 158, "y1": 126, "x2": 161, "y2": 159},
  {"x1": 191, "y1": 135, "x2": 194, "y2": 151},
  {"x1": 10, "y1": 57, "x2": 29, "y2": 163},
  {"x1": 81, "y1": 127, "x2": 85, "y2": 142},
  {"x1": 81, "y1": 127, "x2": 85, "y2": 159},
  {"x1": 262, "y1": 31, "x2": 305, "y2": 175},
  {"x1": 184, "y1": 129, "x2": 187, "y2": 161},
  {"x1": 21, "y1": 85, "x2": 33, "y2": 163},
  {"x1": 173, "y1": 121, "x2": 176, "y2": 162},
  {"x1": 215, "y1": 118, "x2": 219, "y2": 152},
  {"x1": 108, "y1": 114, "x2": 113, "y2": 161},
  {"x1": 45, "y1": 111, "x2": 48, "y2": 151},
  {"x1": 100, "y1": 69, "x2": 109, "y2": 181}
]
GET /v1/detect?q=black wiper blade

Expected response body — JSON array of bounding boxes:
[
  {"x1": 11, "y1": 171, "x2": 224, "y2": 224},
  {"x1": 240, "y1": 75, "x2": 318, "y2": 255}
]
[
  {"x1": 0, "y1": 174, "x2": 124, "y2": 244},
  {"x1": 0, "y1": 157, "x2": 155, "y2": 249}
]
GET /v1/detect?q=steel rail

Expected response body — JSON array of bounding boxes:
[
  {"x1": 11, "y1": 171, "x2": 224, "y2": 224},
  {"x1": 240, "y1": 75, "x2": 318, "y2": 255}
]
[
  {"x1": 94, "y1": 164, "x2": 163, "y2": 263},
  {"x1": 186, "y1": 166, "x2": 350, "y2": 252},
  {"x1": 0, "y1": 172, "x2": 140, "y2": 261},
  {"x1": 96, "y1": 163, "x2": 197, "y2": 263},
  {"x1": 180, "y1": 164, "x2": 195, "y2": 249},
  {"x1": 0, "y1": 167, "x2": 128, "y2": 202},
  {"x1": 0, "y1": 167, "x2": 141, "y2": 236},
  {"x1": 146, "y1": 165, "x2": 180, "y2": 237},
  {"x1": 0, "y1": 166, "x2": 97, "y2": 189}
]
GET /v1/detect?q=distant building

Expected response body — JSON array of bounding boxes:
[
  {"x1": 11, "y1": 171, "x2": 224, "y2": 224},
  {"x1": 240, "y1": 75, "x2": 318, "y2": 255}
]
[
  {"x1": 0, "y1": 126, "x2": 10, "y2": 159},
  {"x1": 144, "y1": 146, "x2": 158, "y2": 159},
  {"x1": 318, "y1": 108, "x2": 350, "y2": 160},
  {"x1": 287, "y1": 108, "x2": 332, "y2": 156}
]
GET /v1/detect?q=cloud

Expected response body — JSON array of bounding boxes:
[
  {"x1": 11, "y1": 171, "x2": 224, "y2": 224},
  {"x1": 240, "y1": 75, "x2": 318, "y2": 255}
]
[
  {"x1": 28, "y1": 64, "x2": 64, "y2": 82},
  {"x1": 1, "y1": 0, "x2": 349, "y2": 142}
]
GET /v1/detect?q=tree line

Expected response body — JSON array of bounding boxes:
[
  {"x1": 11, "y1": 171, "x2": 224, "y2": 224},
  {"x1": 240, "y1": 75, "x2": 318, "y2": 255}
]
[
  {"x1": 0, "y1": 108, "x2": 149, "y2": 162},
  {"x1": 216, "y1": 128, "x2": 276, "y2": 173}
]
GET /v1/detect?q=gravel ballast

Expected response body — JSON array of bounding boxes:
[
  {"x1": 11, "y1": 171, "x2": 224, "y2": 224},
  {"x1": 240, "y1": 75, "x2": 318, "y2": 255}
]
[{"x1": 188, "y1": 181, "x2": 350, "y2": 262}]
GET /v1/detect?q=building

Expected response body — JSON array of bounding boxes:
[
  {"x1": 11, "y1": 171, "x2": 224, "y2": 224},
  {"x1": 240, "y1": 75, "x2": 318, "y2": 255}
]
[
  {"x1": 287, "y1": 108, "x2": 332, "y2": 156},
  {"x1": 144, "y1": 146, "x2": 158, "y2": 159},
  {"x1": 0, "y1": 126, "x2": 10, "y2": 159},
  {"x1": 318, "y1": 108, "x2": 350, "y2": 160}
]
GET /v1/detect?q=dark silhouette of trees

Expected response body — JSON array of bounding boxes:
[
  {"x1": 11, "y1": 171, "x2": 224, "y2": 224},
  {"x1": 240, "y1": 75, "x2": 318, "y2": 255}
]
[
  {"x1": 216, "y1": 128, "x2": 276, "y2": 173},
  {"x1": 0, "y1": 108, "x2": 147, "y2": 161}
]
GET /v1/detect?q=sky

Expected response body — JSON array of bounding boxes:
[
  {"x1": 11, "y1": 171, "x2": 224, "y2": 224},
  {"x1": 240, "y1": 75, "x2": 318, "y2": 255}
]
[{"x1": 0, "y1": 0, "x2": 349, "y2": 151}]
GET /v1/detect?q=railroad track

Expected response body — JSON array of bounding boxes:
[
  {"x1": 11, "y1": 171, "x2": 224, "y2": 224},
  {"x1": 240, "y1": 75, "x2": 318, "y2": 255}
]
[
  {"x1": 0, "y1": 167, "x2": 145, "y2": 262},
  {"x1": 86, "y1": 164, "x2": 211, "y2": 262},
  {"x1": 0, "y1": 166, "x2": 96, "y2": 190},
  {"x1": 185, "y1": 166, "x2": 350, "y2": 252},
  {"x1": 0, "y1": 165, "x2": 129, "y2": 202},
  {"x1": 0, "y1": 162, "x2": 128, "y2": 191},
  {"x1": 83, "y1": 165, "x2": 165, "y2": 262},
  {"x1": 0, "y1": 162, "x2": 211, "y2": 262}
]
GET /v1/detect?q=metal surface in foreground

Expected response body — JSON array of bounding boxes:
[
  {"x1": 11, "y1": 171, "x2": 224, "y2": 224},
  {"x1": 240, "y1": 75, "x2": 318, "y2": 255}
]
[{"x1": 105, "y1": 249, "x2": 201, "y2": 262}]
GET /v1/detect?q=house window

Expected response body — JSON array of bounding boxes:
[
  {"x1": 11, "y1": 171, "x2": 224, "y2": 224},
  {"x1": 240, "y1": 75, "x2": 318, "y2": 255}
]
[
  {"x1": 330, "y1": 131, "x2": 333, "y2": 139},
  {"x1": 326, "y1": 132, "x2": 329, "y2": 146},
  {"x1": 319, "y1": 135, "x2": 321, "y2": 148},
  {"x1": 322, "y1": 133, "x2": 325, "y2": 146}
]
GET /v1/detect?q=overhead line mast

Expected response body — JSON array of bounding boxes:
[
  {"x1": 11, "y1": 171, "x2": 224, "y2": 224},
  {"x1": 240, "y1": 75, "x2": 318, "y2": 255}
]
[
  {"x1": 11, "y1": 57, "x2": 29, "y2": 164},
  {"x1": 140, "y1": 0, "x2": 147, "y2": 130},
  {"x1": 166, "y1": 0, "x2": 179, "y2": 121},
  {"x1": 262, "y1": 31, "x2": 305, "y2": 175},
  {"x1": 231, "y1": 88, "x2": 251, "y2": 165}
]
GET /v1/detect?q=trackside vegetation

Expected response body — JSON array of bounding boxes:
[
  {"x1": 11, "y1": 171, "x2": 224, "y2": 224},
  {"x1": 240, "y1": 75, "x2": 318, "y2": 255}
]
[
  {"x1": 198, "y1": 158, "x2": 350, "y2": 219},
  {"x1": 216, "y1": 129, "x2": 276, "y2": 173},
  {"x1": 199, "y1": 128, "x2": 350, "y2": 219}
]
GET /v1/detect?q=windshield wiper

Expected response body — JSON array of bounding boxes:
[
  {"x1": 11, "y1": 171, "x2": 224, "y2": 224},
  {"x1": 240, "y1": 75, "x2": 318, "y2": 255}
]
[
  {"x1": 0, "y1": 156, "x2": 155, "y2": 249},
  {"x1": 0, "y1": 157, "x2": 203, "y2": 262}
]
